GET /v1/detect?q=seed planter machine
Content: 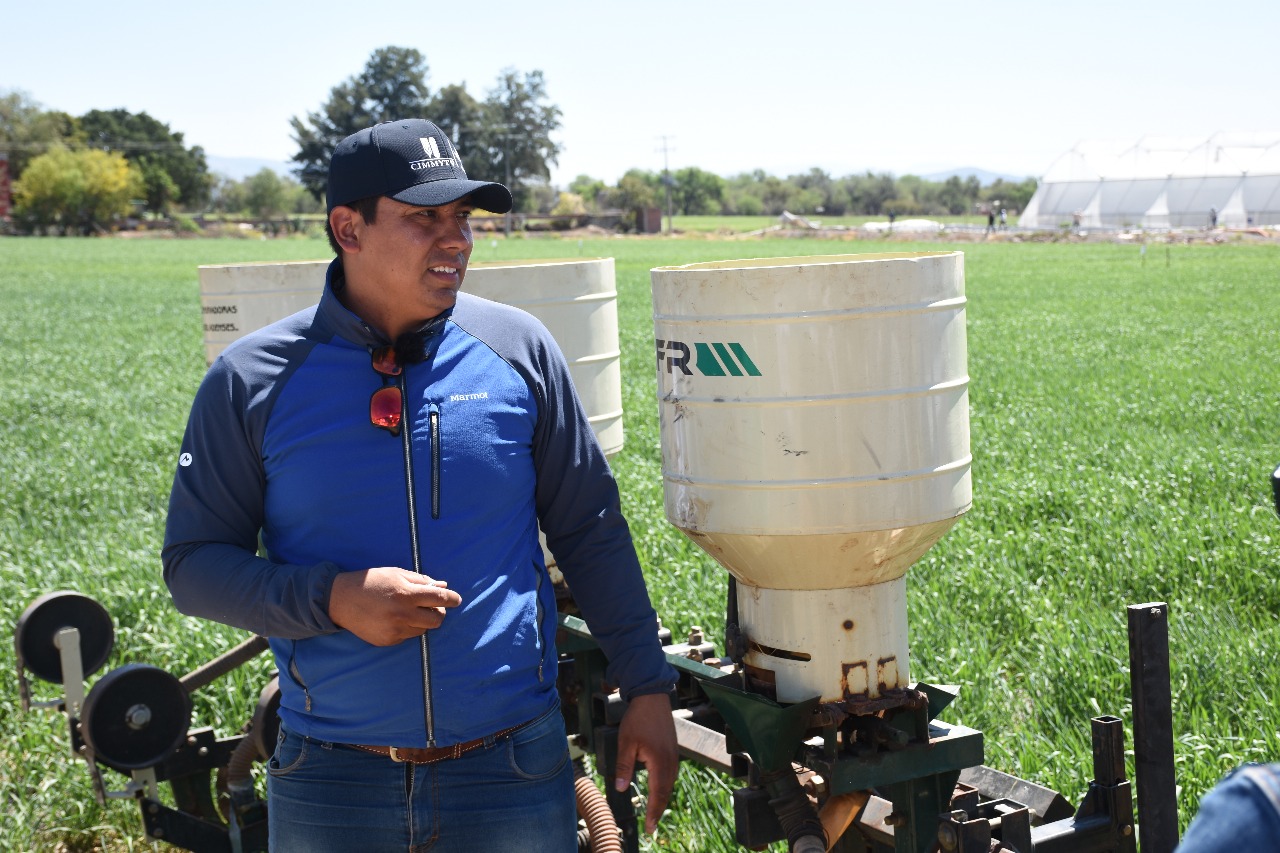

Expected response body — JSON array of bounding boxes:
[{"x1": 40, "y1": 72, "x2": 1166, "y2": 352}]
[
  {"x1": 13, "y1": 588, "x2": 1177, "y2": 853},
  {"x1": 14, "y1": 253, "x2": 1192, "y2": 852}
]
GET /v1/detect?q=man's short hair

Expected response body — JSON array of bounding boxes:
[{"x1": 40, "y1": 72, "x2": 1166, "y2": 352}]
[{"x1": 324, "y1": 195, "x2": 381, "y2": 256}]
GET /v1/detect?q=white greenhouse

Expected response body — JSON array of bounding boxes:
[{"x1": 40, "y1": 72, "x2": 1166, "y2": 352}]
[{"x1": 1019, "y1": 133, "x2": 1280, "y2": 229}]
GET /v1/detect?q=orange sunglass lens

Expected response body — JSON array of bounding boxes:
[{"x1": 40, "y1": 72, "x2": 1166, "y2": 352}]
[
  {"x1": 371, "y1": 347, "x2": 402, "y2": 377},
  {"x1": 370, "y1": 386, "x2": 403, "y2": 433}
]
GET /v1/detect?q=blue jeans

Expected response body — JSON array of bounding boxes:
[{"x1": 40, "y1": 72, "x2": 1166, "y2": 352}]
[{"x1": 267, "y1": 704, "x2": 576, "y2": 852}]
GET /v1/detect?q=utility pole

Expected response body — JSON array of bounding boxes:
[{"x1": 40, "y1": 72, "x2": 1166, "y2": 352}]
[
  {"x1": 491, "y1": 125, "x2": 515, "y2": 238},
  {"x1": 656, "y1": 135, "x2": 675, "y2": 234}
]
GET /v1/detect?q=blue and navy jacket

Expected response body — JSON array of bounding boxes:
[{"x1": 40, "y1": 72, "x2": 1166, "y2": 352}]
[{"x1": 163, "y1": 260, "x2": 675, "y2": 747}]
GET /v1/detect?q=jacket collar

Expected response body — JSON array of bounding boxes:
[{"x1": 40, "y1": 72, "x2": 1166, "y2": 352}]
[{"x1": 319, "y1": 258, "x2": 453, "y2": 355}]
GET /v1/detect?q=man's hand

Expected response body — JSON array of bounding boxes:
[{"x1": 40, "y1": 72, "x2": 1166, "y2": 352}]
[
  {"x1": 613, "y1": 692, "x2": 679, "y2": 835},
  {"x1": 328, "y1": 567, "x2": 462, "y2": 646}
]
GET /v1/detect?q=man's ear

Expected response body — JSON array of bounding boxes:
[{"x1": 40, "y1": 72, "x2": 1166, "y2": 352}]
[{"x1": 329, "y1": 206, "x2": 362, "y2": 254}]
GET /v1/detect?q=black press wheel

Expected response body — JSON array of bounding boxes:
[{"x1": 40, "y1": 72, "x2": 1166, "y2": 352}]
[
  {"x1": 81, "y1": 663, "x2": 190, "y2": 771},
  {"x1": 14, "y1": 591, "x2": 115, "y2": 684}
]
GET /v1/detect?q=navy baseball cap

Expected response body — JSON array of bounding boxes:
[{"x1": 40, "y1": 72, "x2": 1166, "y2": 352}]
[{"x1": 326, "y1": 119, "x2": 513, "y2": 214}]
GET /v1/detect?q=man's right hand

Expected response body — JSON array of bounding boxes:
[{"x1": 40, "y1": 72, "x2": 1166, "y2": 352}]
[{"x1": 328, "y1": 567, "x2": 462, "y2": 646}]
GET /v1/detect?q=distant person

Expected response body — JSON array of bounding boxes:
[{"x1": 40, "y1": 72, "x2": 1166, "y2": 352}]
[
  {"x1": 1209, "y1": 207, "x2": 1218, "y2": 228},
  {"x1": 163, "y1": 117, "x2": 679, "y2": 851},
  {"x1": 999, "y1": 208, "x2": 1008, "y2": 229},
  {"x1": 1176, "y1": 763, "x2": 1280, "y2": 850},
  {"x1": 987, "y1": 210, "x2": 996, "y2": 233},
  {"x1": 888, "y1": 211, "x2": 896, "y2": 230}
]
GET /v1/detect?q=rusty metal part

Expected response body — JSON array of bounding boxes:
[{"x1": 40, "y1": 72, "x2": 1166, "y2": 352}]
[
  {"x1": 671, "y1": 709, "x2": 733, "y2": 775},
  {"x1": 178, "y1": 635, "x2": 269, "y2": 695},
  {"x1": 838, "y1": 655, "x2": 905, "y2": 704},
  {"x1": 811, "y1": 686, "x2": 929, "y2": 736}
]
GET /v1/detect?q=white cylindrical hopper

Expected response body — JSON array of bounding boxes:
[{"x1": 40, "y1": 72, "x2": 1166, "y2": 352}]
[
  {"x1": 198, "y1": 261, "x2": 327, "y2": 367},
  {"x1": 464, "y1": 258, "x2": 623, "y2": 458},
  {"x1": 651, "y1": 252, "x2": 971, "y2": 704}
]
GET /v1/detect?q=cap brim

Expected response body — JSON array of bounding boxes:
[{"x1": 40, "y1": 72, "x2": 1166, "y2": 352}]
[{"x1": 390, "y1": 179, "x2": 513, "y2": 214}]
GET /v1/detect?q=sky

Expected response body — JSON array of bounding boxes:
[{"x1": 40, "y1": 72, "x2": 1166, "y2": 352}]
[{"x1": 5, "y1": 0, "x2": 1278, "y2": 187}]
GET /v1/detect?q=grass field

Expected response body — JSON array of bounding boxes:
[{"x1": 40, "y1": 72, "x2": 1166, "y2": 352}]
[{"x1": 1, "y1": 234, "x2": 1277, "y2": 851}]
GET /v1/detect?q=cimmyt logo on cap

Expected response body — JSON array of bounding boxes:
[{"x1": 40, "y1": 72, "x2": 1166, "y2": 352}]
[{"x1": 411, "y1": 137, "x2": 462, "y2": 173}]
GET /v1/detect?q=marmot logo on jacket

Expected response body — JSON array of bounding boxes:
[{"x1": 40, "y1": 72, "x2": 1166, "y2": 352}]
[{"x1": 449, "y1": 391, "x2": 489, "y2": 402}]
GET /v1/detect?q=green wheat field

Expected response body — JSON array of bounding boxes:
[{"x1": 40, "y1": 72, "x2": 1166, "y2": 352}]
[{"x1": 1, "y1": 234, "x2": 1277, "y2": 851}]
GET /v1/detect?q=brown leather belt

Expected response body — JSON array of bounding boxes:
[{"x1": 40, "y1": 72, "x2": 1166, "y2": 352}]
[{"x1": 350, "y1": 720, "x2": 527, "y2": 764}]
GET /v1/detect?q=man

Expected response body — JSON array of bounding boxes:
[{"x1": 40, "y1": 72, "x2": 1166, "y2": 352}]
[{"x1": 164, "y1": 118, "x2": 678, "y2": 851}]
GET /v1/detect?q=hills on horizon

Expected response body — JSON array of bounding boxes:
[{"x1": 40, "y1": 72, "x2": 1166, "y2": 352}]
[{"x1": 206, "y1": 155, "x2": 295, "y2": 181}]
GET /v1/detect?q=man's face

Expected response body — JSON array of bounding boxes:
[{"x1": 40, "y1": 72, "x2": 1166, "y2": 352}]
[{"x1": 348, "y1": 195, "x2": 475, "y2": 335}]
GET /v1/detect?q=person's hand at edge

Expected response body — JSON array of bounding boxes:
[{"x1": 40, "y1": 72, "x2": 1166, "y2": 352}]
[{"x1": 613, "y1": 691, "x2": 679, "y2": 834}]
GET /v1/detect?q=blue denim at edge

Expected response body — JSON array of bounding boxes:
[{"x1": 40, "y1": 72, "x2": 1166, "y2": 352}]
[
  {"x1": 1176, "y1": 762, "x2": 1280, "y2": 852},
  {"x1": 266, "y1": 704, "x2": 576, "y2": 852}
]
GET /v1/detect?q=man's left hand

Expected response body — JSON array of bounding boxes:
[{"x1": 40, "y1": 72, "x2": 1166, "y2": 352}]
[{"x1": 612, "y1": 692, "x2": 679, "y2": 834}]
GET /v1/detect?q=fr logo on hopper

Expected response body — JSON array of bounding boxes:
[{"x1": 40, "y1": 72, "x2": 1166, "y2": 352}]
[{"x1": 655, "y1": 339, "x2": 762, "y2": 377}]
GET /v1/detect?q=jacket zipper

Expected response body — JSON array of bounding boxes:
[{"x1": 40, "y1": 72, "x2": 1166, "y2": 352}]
[
  {"x1": 398, "y1": 370, "x2": 436, "y2": 747},
  {"x1": 535, "y1": 568, "x2": 545, "y2": 682},
  {"x1": 428, "y1": 404, "x2": 441, "y2": 520}
]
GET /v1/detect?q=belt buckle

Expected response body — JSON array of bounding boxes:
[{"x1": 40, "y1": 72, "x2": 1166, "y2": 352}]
[{"x1": 388, "y1": 747, "x2": 407, "y2": 763}]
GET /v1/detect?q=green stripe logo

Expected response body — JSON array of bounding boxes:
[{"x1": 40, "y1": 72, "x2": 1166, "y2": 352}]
[{"x1": 657, "y1": 339, "x2": 762, "y2": 377}]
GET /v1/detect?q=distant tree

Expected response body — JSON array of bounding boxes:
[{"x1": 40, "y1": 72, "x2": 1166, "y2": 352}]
[
  {"x1": 524, "y1": 179, "x2": 559, "y2": 215},
  {"x1": 470, "y1": 69, "x2": 562, "y2": 213},
  {"x1": 14, "y1": 145, "x2": 142, "y2": 234},
  {"x1": 244, "y1": 168, "x2": 290, "y2": 220},
  {"x1": 607, "y1": 169, "x2": 659, "y2": 210},
  {"x1": 287, "y1": 181, "x2": 324, "y2": 215},
  {"x1": 982, "y1": 177, "x2": 1037, "y2": 214},
  {"x1": 0, "y1": 90, "x2": 81, "y2": 179},
  {"x1": 790, "y1": 168, "x2": 843, "y2": 214},
  {"x1": 722, "y1": 171, "x2": 763, "y2": 215},
  {"x1": 890, "y1": 175, "x2": 944, "y2": 216},
  {"x1": 757, "y1": 174, "x2": 798, "y2": 215},
  {"x1": 209, "y1": 171, "x2": 321, "y2": 219},
  {"x1": 934, "y1": 175, "x2": 981, "y2": 215},
  {"x1": 290, "y1": 46, "x2": 432, "y2": 201},
  {"x1": 730, "y1": 193, "x2": 764, "y2": 216},
  {"x1": 842, "y1": 172, "x2": 897, "y2": 215},
  {"x1": 568, "y1": 174, "x2": 607, "y2": 211},
  {"x1": 724, "y1": 170, "x2": 795, "y2": 215},
  {"x1": 549, "y1": 191, "x2": 587, "y2": 228},
  {"x1": 210, "y1": 175, "x2": 248, "y2": 215},
  {"x1": 426, "y1": 83, "x2": 486, "y2": 176},
  {"x1": 672, "y1": 167, "x2": 725, "y2": 215},
  {"x1": 602, "y1": 169, "x2": 659, "y2": 230},
  {"x1": 77, "y1": 109, "x2": 210, "y2": 213}
]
